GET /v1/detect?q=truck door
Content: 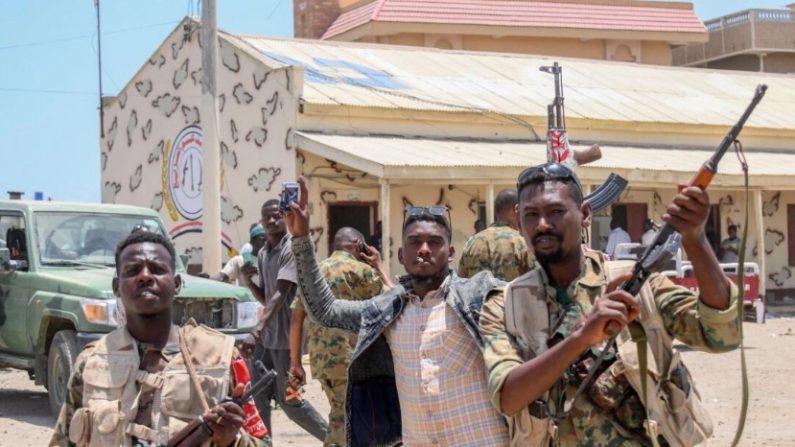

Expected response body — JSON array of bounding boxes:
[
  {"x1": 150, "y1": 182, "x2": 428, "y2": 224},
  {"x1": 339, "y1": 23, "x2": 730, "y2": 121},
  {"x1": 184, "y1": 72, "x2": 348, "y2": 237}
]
[{"x1": 0, "y1": 212, "x2": 31, "y2": 355}]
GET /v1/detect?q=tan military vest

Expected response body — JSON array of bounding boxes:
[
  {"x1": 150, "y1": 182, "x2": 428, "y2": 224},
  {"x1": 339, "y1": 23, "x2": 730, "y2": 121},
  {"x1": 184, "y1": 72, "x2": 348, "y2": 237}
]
[
  {"x1": 68, "y1": 321, "x2": 235, "y2": 447},
  {"x1": 503, "y1": 261, "x2": 713, "y2": 447}
]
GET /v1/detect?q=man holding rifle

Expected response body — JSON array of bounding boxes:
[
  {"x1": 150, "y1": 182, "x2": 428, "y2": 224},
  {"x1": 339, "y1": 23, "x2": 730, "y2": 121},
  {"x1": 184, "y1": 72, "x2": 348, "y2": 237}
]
[
  {"x1": 479, "y1": 162, "x2": 740, "y2": 446},
  {"x1": 50, "y1": 230, "x2": 270, "y2": 447}
]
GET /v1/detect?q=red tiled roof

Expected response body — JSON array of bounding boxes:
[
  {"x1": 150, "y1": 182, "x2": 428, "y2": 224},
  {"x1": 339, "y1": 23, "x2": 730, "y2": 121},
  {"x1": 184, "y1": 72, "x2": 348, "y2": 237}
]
[{"x1": 322, "y1": 0, "x2": 706, "y2": 39}]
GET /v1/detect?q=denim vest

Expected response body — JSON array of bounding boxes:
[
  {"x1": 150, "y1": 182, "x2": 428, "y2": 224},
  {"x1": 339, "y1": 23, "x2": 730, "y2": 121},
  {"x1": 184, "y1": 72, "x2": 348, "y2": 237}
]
[{"x1": 292, "y1": 236, "x2": 504, "y2": 447}]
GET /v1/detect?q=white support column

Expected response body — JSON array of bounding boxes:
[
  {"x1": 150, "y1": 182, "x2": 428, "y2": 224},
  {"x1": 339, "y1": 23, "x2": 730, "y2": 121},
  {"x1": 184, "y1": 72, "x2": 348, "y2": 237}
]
[
  {"x1": 200, "y1": 0, "x2": 222, "y2": 272},
  {"x1": 752, "y1": 189, "x2": 766, "y2": 296},
  {"x1": 486, "y1": 183, "x2": 495, "y2": 224},
  {"x1": 380, "y1": 179, "x2": 391, "y2": 277}
]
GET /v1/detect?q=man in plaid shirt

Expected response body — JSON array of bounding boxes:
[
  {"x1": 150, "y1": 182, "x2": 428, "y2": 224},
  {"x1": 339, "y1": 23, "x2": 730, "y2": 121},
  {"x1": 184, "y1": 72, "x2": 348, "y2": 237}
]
[{"x1": 286, "y1": 177, "x2": 509, "y2": 447}]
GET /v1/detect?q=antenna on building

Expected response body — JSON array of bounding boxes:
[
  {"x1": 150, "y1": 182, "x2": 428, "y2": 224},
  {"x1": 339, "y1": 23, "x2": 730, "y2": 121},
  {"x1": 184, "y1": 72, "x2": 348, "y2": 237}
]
[
  {"x1": 95, "y1": 0, "x2": 105, "y2": 138},
  {"x1": 94, "y1": 0, "x2": 105, "y2": 138}
]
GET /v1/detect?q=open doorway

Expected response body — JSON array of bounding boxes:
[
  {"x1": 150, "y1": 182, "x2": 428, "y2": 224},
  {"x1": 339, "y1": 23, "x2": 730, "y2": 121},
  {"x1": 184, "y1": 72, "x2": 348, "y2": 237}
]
[
  {"x1": 612, "y1": 203, "x2": 647, "y2": 242},
  {"x1": 327, "y1": 202, "x2": 377, "y2": 253}
]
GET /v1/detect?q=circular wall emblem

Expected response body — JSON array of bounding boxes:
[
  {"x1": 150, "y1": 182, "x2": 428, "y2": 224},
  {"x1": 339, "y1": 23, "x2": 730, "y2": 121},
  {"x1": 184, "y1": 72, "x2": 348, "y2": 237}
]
[{"x1": 168, "y1": 126, "x2": 204, "y2": 220}]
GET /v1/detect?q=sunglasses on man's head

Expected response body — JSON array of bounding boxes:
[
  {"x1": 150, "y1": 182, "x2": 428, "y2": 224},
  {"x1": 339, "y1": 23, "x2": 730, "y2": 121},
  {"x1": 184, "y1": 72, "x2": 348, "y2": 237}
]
[
  {"x1": 403, "y1": 206, "x2": 452, "y2": 231},
  {"x1": 516, "y1": 162, "x2": 582, "y2": 192},
  {"x1": 404, "y1": 206, "x2": 449, "y2": 219}
]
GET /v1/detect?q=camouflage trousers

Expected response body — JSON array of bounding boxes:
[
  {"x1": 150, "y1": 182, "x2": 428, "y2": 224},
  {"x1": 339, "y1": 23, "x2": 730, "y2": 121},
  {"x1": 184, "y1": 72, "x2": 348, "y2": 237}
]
[{"x1": 319, "y1": 377, "x2": 347, "y2": 447}]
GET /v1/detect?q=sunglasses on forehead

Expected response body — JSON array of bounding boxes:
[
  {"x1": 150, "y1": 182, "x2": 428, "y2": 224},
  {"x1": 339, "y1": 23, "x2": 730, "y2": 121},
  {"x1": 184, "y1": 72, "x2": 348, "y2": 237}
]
[
  {"x1": 517, "y1": 162, "x2": 582, "y2": 192},
  {"x1": 403, "y1": 206, "x2": 452, "y2": 230},
  {"x1": 404, "y1": 206, "x2": 449, "y2": 218}
]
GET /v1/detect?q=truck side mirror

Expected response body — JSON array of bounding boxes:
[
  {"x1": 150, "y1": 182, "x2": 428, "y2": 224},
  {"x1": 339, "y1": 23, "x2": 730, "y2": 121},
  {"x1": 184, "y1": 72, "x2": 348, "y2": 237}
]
[{"x1": 0, "y1": 248, "x2": 11, "y2": 271}]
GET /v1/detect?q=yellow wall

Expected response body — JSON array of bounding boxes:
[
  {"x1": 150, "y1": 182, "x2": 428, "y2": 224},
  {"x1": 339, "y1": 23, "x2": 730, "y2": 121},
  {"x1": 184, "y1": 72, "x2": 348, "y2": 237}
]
[
  {"x1": 381, "y1": 33, "x2": 426, "y2": 47},
  {"x1": 758, "y1": 191, "x2": 795, "y2": 294},
  {"x1": 298, "y1": 151, "x2": 792, "y2": 295},
  {"x1": 462, "y1": 35, "x2": 605, "y2": 59},
  {"x1": 640, "y1": 41, "x2": 671, "y2": 65},
  {"x1": 357, "y1": 33, "x2": 672, "y2": 65},
  {"x1": 298, "y1": 152, "x2": 515, "y2": 274}
]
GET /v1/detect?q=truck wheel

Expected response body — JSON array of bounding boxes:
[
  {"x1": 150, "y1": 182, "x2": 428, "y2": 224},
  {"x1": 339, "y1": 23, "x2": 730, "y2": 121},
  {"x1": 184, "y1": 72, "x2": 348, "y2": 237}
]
[{"x1": 47, "y1": 330, "x2": 77, "y2": 416}]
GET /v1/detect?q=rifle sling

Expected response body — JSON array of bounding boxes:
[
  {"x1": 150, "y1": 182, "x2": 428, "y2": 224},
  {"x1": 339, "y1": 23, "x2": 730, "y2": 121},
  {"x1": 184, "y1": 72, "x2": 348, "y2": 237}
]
[
  {"x1": 178, "y1": 329, "x2": 211, "y2": 413},
  {"x1": 628, "y1": 322, "x2": 660, "y2": 447},
  {"x1": 730, "y1": 141, "x2": 750, "y2": 447}
]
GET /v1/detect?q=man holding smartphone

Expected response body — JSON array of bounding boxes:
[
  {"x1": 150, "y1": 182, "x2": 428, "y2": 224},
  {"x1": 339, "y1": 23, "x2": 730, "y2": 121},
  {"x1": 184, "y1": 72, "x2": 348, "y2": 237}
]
[{"x1": 240, "y1": 198, "x2": 328, "y2": 441}]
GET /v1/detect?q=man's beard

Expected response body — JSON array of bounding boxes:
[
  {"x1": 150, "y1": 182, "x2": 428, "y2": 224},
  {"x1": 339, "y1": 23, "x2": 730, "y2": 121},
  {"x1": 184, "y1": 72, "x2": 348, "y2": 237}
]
[
  {"x1": 410, "y1": 266, "x2": 449, "y2": 285},
  {"x1": 532, "y1": 232, "x2": 566, "y2": 265},
  {"x1": 535, "y1": 248, "x2": 565, "y2": 265}
]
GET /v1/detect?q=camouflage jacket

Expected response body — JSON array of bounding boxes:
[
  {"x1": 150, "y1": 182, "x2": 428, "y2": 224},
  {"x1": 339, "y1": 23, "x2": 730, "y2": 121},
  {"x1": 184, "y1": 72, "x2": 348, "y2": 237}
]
[
  {"x1": 479, "y1": 250, "x2": 740, "y2": 446},
  {"x1": 49, "y1": 328, "x2": 270, "y2": 447},
  {"x1": 458, "y1": 221, "x2": 531, "y2": 282},
  {"x1": 292, "y1": 250, "x2": 385, "y2": 380}
]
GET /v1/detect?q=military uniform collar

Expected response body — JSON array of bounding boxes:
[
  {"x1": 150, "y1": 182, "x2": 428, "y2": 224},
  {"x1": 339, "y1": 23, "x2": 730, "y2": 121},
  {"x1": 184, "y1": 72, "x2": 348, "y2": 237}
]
[
  {"x1": 329, "y1": 250, "x2": 357, "y2": 262},
  {"x1": 116, "y1": 324, "x2": 180, "y2": 356},
  {"x1": 489, "y1": 220, "x2": 514, "y2": 229},
  {"x1": 537, "y1": 248, "x2": 606, "y2": 296}
]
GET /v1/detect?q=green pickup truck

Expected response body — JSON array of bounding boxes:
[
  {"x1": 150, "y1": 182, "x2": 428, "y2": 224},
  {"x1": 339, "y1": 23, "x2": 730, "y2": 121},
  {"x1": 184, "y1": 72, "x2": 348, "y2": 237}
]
[{"x1": 0, "y1": 201, "x2": 259, "y2": 415}]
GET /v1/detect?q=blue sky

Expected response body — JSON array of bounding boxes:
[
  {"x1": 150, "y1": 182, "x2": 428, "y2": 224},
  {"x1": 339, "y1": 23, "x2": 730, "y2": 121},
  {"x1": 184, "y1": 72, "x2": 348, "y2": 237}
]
[{"x1": 0, "y1": 0, "x2": 785, "y2": 202}]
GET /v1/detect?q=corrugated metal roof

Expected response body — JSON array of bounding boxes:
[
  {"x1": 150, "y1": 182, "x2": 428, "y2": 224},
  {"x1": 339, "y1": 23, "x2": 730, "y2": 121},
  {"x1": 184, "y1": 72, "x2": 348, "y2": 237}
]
[
  {"x1": 239, "y1": 35, "x2": 793, "y2": 131},
  {"x1": 296, "y1": 131, "x2": 795, "y2": 188},
  {"x1": 323, "y1": 0, "x2": 706, "y2": 39}
]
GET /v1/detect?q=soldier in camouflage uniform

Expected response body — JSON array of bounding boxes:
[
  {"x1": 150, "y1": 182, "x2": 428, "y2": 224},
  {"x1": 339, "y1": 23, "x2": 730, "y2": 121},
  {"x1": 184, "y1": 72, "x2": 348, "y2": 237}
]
[
  {"x1": 50, "y1": 230, "x2": 270, "y2": 447},
  {"x1": 459, "y1": 189, "x2": 532, "y2": 281},
  {"x1": 288, "y1": 227, "x2": 391, "y2": 447},
  {"x1": 479, "y1": 163, "x2": 740, "y2": 446}
]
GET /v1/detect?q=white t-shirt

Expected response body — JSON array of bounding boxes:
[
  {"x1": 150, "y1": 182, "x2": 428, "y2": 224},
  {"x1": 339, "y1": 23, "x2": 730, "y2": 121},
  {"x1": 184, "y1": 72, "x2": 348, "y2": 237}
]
[
  {"x1": 221, "y1": 255, "x2": 259, "y2": 287},
  {"x1": 605, "y1": 227, "x2": 631, "y2": 258}
]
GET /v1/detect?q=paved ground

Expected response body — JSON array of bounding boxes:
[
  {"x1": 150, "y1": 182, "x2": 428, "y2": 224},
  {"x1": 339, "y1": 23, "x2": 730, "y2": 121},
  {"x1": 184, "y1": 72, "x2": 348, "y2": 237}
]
[{"x1": 1, "y1": 319, "x2": 793, "y2": 446}]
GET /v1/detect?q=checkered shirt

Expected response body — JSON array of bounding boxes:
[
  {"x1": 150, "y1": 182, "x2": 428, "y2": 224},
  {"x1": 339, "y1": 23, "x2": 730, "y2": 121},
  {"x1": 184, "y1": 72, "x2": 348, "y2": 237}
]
[{"x1": 384, "y1": 281, "x2": 509, "y2": 447}]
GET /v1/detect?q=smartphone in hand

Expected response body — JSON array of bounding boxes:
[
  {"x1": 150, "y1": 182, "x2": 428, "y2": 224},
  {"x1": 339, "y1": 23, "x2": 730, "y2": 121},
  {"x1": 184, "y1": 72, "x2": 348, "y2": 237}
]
[{"x1": 280, "y1": 181, "x2": 299, "y2": 212}]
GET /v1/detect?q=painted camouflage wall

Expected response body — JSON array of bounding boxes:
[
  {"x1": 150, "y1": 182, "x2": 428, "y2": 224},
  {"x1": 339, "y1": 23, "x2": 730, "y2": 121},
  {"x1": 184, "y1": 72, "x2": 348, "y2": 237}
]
[
  {"x1": 299, "y1": 151, "x2": 514, "y2": 274},
  {"x1": 758, "y1": 191, "x2": 794, "y2": 294},
  {"x1": 100, "y1": 22, "x2": 299, "y2": 267}
]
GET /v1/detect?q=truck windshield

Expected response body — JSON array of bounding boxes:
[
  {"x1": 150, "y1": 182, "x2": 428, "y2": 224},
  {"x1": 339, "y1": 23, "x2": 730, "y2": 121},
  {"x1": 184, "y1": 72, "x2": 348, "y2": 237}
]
[{"x1": 34, "y1": 212, "x2": 167, "y2": 267}]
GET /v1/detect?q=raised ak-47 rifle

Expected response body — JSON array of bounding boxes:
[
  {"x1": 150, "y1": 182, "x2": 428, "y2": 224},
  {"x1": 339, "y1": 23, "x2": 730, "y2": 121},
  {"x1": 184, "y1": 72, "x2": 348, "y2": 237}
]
[
  {"x1": 569, "y1": 84, "x2": 768, "y2": 446},
  {"x1": 539, "y1": 62, "x2": 627, "y2": 213},
  {"x1": 620, "y1": 83, "x2": 767, "y2": 299}
]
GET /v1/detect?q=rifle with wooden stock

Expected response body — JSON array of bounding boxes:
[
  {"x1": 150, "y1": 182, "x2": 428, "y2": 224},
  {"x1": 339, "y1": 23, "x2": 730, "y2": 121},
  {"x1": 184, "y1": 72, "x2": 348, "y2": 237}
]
[{"x1": 572, "y1": 84, "x2": 768, "y2": 446}]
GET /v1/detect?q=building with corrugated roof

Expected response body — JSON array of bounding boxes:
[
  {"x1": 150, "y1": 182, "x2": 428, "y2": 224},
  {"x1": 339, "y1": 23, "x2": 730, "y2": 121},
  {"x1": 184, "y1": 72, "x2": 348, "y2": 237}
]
[
  {"x1": 296, "y1": 0, "x2": 708, "y2": 65},
  {"x1": 101, "y1": 17, "x2": 795, "y2": 302}
]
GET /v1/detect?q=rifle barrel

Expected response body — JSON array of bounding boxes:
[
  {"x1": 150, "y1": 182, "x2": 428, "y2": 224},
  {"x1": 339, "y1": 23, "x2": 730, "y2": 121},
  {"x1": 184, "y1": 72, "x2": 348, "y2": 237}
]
[
  {"x1": 627, "y1": 84, "x2": 767, "y2": 298},
  {"x1": 702, "y1": 84, "x2": 768, "y2": 181}
]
